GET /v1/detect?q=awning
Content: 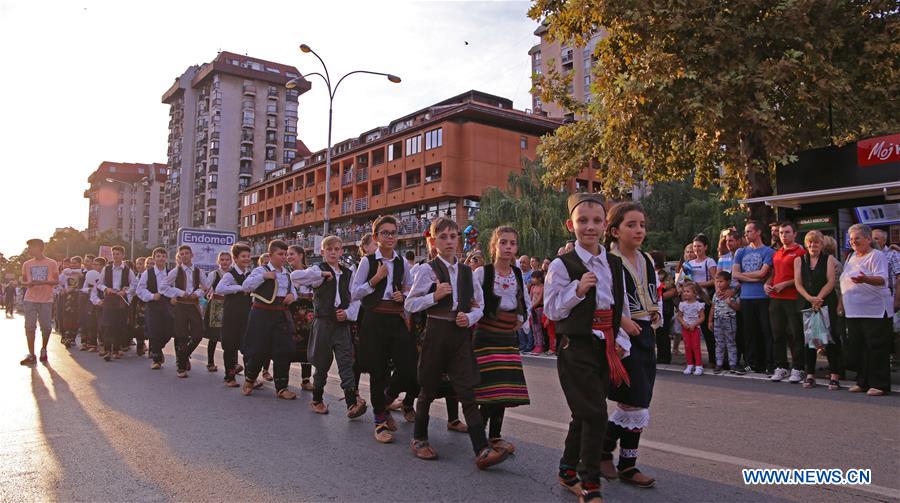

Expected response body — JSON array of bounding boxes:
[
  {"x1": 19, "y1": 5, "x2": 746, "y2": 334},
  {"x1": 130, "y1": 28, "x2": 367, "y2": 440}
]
[{"x1": 738, "y1": 181, "x2": 900, "y2": 210}]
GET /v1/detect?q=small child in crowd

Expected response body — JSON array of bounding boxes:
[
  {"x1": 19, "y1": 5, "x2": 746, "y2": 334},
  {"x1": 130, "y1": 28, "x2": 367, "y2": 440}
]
[
  {"x1": 677, "y1": 282, "x2": 706, "y2": 376},
  {"x1": 708, "y1": 271, "x2": 743, "y2": 375}
]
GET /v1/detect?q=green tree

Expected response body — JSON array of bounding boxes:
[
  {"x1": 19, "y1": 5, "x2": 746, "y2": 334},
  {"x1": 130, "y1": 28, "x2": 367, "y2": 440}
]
[
  {"x1": 641, "y1": 179, "x2": 745, "y2": 261},
  {"x1": 475, "y1": 159, "x2": 570, "y2": 260},
  {"x1": 529, "y1": 0, "x2": 898, "y2": 223}
]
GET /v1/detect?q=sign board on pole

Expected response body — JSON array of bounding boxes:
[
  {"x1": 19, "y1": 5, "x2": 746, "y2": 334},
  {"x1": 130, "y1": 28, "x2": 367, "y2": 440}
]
[{"x1": 177, "y1": 228, "x2": 238, "y2": 273}]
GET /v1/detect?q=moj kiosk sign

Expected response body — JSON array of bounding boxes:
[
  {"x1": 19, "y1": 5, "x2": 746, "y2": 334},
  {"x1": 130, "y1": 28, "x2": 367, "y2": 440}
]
[{"x1": 177, "y1": 228, "x2": 237, "y2": 273}]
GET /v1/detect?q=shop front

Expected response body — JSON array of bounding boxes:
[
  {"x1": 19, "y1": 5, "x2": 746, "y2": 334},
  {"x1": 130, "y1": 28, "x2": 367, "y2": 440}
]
[{"x1": 740, "y1": 133, "x2": 900, "y2": 253}]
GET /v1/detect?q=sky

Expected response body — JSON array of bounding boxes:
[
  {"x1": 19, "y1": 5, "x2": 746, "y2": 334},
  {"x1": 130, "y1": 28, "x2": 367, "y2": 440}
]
[{"x1": 0, "y1": 0, "x2": 540, "y2": 257}]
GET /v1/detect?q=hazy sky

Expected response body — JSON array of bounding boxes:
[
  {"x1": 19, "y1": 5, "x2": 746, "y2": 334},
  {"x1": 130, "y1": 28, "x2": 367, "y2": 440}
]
[{"x1": 0, "y1": 0, "x2": 539, "y2": 257}]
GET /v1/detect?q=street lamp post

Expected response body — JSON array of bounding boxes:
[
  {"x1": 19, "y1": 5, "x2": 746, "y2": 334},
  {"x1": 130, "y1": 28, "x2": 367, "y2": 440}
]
[
  {"x1": 106, "y1": 176, "x2": 150, "y2": 260},
  {"x1": 286, "y1": 44, "x2": 400, "y2": 236}
]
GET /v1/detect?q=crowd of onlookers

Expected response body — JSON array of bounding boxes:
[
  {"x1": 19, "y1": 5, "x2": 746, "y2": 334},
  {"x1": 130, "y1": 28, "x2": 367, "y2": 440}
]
[{"x1": 464, "y1": 222, "x2": 899, "y2": 396}]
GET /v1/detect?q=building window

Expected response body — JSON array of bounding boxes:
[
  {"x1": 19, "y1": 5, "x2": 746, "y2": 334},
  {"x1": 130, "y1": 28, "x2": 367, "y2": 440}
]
[
  {"x1": 365, "y1": 131, "x2": 381, "y2": 143},
  {"x1": 584, "y1": 75, "x2": 591, "y2": 88},
  {"x1": 520, "y1": 136, "x2": 527, "y2": 150},
  {"x1": 425, "y1": 162, "x2": 442, "y2": 182},
  {"x1": 293, "y1": 201, "x2": 303, "y2": 214},
  {"x1": 406, "y1": 169, "x2": 421, "y2": 187},
  {"x1": 283, "y1": 150, "x2": 296, "y2": 164},
  {"x1": 405, "y1": 135, "x2": 422, "y2": 156},
  {"x1": 424, "y1": 128, "x2": 443, "y2": 150},
  {"x1": 387, "y1": 141, "x2": 402, "y2": 162},
  {"x1": 372, "y1": 181, "x2": 383, "y2": 196},
  {"x1": 207, "y1": 209, "x2": 217, "y2": 224},
  {"x1": 387, "y1": 174, "x2": 402, "y2": 192}
]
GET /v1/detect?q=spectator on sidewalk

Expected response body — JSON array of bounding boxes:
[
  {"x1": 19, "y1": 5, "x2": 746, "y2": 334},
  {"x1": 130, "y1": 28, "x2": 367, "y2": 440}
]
[
  {"x1": 650, "y1": 251, "x2": 675, "y2": 364},
  {"x1": 769, "y1": 222, "x2": 782, "y2": 250},
  {"x1": 718, "y1": 227, "x2": 745, "y2": 364},
  {"x1": 766, "y1": 222, "x2": 807, "y2": 383},
  {"x1": 519, "y1": 255, "x2": 533, "y2": 284},
  {"x1": 794, "y1": 230, "x2": 842, "y2": 390},
  {"x1": 838, "y1": 224, "x2": 893, "y2": 396},
  {"x1": 527, "y1": 271, "x2": 545, "y2": 355},
  {"x1": 732, "y1": 221, "x2": 775, "y2": 375},
  {"x1": 689, "y1": 234, "x2": 718, "y2": 368}
]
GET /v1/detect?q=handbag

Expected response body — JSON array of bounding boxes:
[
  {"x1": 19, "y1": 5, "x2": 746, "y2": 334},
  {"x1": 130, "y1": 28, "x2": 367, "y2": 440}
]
[{"x1": 802, "y1": 306, "x2": 832, "y2": 349}]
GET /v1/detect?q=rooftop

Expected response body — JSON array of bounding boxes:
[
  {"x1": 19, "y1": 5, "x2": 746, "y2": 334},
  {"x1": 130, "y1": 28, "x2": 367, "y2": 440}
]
[{"x1": 87, "y1": 162, "x2": 168, "y2": 185}]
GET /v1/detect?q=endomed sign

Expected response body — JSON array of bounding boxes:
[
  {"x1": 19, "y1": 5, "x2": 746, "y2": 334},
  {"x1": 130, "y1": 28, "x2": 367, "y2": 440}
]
[{"x1": 176, "y1": 228, "x2": 237, "y2": 273}]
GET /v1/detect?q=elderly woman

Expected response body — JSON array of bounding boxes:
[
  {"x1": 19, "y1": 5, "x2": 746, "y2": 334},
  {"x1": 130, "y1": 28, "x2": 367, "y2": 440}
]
[
  {"x1": 837, "y1": 224, "x2": 893, "y2": 396},
  {"x1": 794, "y1": 231, "x2": 842, "y2": 389}
]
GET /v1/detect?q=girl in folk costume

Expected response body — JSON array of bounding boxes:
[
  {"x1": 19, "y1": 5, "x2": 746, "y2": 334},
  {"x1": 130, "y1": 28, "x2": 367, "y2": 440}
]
[
  {"x1": 602, "y1": 202, "x2": 659, "y2": 488},
  {"x1": 203, "y1": 252, "x2": 232, "y2": 372},
  {"x1": 287, "y1": 245, "x2": 315, "y2": 391},
  {"x1": 471, "y1": 226, "x2": 532, "y2": 454}
]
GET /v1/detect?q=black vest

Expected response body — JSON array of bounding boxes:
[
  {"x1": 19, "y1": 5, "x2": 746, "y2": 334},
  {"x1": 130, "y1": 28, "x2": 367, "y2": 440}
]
[
  {"x1": 77, "y1": 269, "x2": 88, "y2": 290},
  {"x1": 481, "y1": 263, "x2": 526, "y2": 318},
  {"x1": 211, "y1": 269, "x2": 224, "y2": 291},
  {"x1": 175, "y1": 265, "x2": 201, "y2": 292},
  {"x1": 313, "y1": 263, "x2": 352, "y2": 319},
  {"x1": 427, "y1": 258, "x2": 473, "y2": 314},
  {"x1": 223, "y1": 267, "x2": 252, "y2": 311},
  {"x1": 252, "y1": 264, "x2": 290, "y2": 304},
  {"x1": 146, "y1": 267, "x2": 169, "y2": 297},
  {"x1": 554, "y1": 250, "x2": 625, "y2": 337},
  {"x1": 361, "y1": 253, "x2": 405, "y2": 309},
  {"x1": 103, "y1": 264, "x2": 131, "y2": 289}
]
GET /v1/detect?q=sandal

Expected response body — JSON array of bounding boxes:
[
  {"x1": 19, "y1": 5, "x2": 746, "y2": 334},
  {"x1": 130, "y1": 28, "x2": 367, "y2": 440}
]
[
  {"x1": 802, "y1": 377, "x2": 816, "y2": 389},
  {"x1": 277, "y1": 388, "x2": 297, "y2": 400},
  {"x1": 828, "y1": 379, "x2": 841, "y2": 391}
]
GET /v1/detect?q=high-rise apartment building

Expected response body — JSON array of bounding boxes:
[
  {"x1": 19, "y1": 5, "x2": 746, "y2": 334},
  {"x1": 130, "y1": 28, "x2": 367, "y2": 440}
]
[
  {"x1": 529, "y1": 24, "x2": 604, "y2": 120},
  {"x1": 160, "y1": 51, "x2": 310, "y2": 248},
  {"x1": 84, "y1": 162, "x2": 167, "y2": 248}
]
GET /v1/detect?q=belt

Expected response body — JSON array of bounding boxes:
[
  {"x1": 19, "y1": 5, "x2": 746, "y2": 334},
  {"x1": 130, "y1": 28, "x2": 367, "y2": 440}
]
[
  {"x1": 252, "y1": 296, "x2": 288, "y2": 311},
  {"x1": 371, "y1": 300, "x2": 404, "y2": 315},
  {"x1": 176, "y1": 297, "x2": 199, "y2": 305}
]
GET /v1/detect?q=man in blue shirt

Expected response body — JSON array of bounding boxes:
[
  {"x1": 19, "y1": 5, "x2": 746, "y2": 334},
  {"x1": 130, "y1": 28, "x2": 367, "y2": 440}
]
[{"x1": 732, "y1": 221, "x2": 775, "y2": 374}]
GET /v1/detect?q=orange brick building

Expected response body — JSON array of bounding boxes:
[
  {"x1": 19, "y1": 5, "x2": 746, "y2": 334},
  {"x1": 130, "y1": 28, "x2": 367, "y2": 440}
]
[{"x1": 239, "y1": 91, "x2": 571, "y2": 258}]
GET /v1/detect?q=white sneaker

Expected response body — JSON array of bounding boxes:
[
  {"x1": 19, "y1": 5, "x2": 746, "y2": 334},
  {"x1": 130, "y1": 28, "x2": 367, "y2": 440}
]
[
  {"x1": 683, "y1": 365, "x2": 695, "y2": 375},
  {"x1": 770, "y1": 368, "x2": 789, "y2": 382},
  {"x1": 788, "y1": 369, "x2": 804, "y2": 383},
  {"x1": 694, "y1": 366, "x2": 704, "y2": 376}
]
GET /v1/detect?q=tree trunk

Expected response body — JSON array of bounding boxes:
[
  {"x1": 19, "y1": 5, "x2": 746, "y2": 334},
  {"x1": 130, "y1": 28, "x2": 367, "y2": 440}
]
[{"x1": 741, "y1": 131, "x2": 776, "y2": 226}]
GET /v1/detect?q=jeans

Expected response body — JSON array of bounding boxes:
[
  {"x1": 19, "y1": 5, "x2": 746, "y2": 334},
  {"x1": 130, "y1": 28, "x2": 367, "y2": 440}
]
[{"x1": 517, "y1": 328, "x2": 533, "y2": 352}]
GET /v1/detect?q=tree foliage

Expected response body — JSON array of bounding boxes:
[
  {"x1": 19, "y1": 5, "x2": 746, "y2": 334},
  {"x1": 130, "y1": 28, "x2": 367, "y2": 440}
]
[
  {"x1": 475, "y1": 159, "x2": 570, "y2": 260},
  {"x1": 529, "y1": 0, "x2": 899, "y2": 222},
  {"x1": 641, "y1": 179, "x2": 745, "y2": 261}
]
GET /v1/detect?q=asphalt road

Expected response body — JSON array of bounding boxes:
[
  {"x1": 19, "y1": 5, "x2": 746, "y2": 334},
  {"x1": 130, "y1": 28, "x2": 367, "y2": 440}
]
[{"x1": 2, "y1": 314, "x2": 898, "y2": 503}]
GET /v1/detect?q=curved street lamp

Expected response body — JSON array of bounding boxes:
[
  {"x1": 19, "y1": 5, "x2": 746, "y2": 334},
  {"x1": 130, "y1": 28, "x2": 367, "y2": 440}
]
[
  {"x1": 106, "y1": 176, "x2": 150, "y2": 260},
  {"x1": 286, "y1": 44, "x2": 400, "y2": 236}
]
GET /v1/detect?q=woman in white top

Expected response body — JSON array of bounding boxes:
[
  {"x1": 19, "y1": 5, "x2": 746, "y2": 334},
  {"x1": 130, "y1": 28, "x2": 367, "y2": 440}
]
[
  {"x1": 690, "y1": 234, "x2": 718, "y2": 368},
  {"x1": 837, "y1": 224, "x2": 892, "y2": 396}
]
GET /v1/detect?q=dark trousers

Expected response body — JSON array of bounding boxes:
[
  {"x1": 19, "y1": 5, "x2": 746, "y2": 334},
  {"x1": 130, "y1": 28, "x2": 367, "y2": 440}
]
[
  {"x1": 735, "y1": 310, "x2": 745, "y2": 366},
  {"x1": 101, "y1": 308, "x2": 129, "y2": 353},
  {"x1": 78, "y1": 294, "x2": 97, "y2": 346},
  {"x1": 359, "y1": 311, "x2": 417, "y2": 416},
  {"x1": 558, "y1": 334, "x2": 610, "y2": 485},
  {"x1": 242, "y1": 307, "x2": 295, "y2": 391},
  {"x1": 413, "y1": 317, "x2": 487, "y2": 454},
  {"x1": 742, "y1": 298, "x2": 773, "y2": 371},
  {"x1": 770, "y1": 298, "x2": 804, "y2": 370},
  {"x1": 309, "y1": 318, "x2": 357, "y2": 403},
  {"x1": 173, "y1": 303, "x2": 203, "y2": 371},
  {"x1": 656, "y1": 304, "x2": 673, "y2": 364},
  {"x1": 846, "y1": 316, "x2": 892, "y2": 392},
  {"x1": 146, "y1": 300, "x2": 173, "y2": 364}
]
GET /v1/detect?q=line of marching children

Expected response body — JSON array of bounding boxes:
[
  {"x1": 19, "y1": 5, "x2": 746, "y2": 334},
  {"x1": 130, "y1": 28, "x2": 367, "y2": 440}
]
[{"x1": 23, "y1": 194, "x2": 661, "y2": 502}]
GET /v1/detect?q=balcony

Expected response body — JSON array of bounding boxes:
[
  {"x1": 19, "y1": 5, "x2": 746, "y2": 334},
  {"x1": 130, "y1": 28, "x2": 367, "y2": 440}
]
[
  {"x1": 341, "y1": 171, "x2": 353, "y2": 186},
  {"x1": 239, "y1": 165, "x2": 253, "y2": 176},
  {"x1": 241, "y1": 131, "x2": 254, "y2": 143},
  {"x1": 243, "y1": 84, "x2": 257, "y2": 96},
  {"x1": 354, "y1": 197, "x2": 368, "y2": 212},
  {"x1": 356, "y1": 167, "x2": 368, "y2": 183},
  {"x1": 266, "y1": 118, "x2": 277, "y2": 130},
  {"x1": 240, "y1": 151, "x2": 253, "y2": 161},
  {"x1": 242, "y1": 118, "x2": 255, "y2": 128},
  {"x1": 341, "y1": 200, "x2": 352, "y2": 215},
  {"x1": 284, "y1": 141, "x2": 297, "y2": 149},
  {"x1": 266, "y1": 105, "x2": 278, "y2": 116},
  {"x1": 561, "y1": 50, "x2": 574, "y2": 65},
  {"x1": 265, "y1": 136, "x2": 277, "y2": 146},
  {"x1": 267, "y1": 87, "x2": 278, "y2": 98}
]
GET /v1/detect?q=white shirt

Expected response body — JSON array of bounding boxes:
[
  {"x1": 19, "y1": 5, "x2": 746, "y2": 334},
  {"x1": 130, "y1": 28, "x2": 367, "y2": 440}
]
[
  {"x1": 472, "y1": 265, "x2": 533, "y2": 324},
  {"x1": 678, "y1": 300, "x2": 705, "y2": 326},
  {"x1": 215, "y1": 266, "x2": 252, "y2": 295},
  {"x1": 291, "y1": 264, "x2": 360, "y2": 321},
  {"x1": 840, "y1": 249, "x2": 892, "y2": 318},
  {"x1": 404, "y1": 257, "x2": 484, "y2": 327},
  {"x1": 162, "y1": 264, "x2": 208, "y2": 298},
  {"x1": 544, "y1": 242, "x2": 631, "y2": 353},
  {"x1": 81, "y1": 269, "x2": 101, "y2": 295},
  {"x1": 91, "y1": 263, "x2": 136, "y2": 305},
  {"x1": 136, "y1": 266, "x2": 169, "y2": 302},
  {"x1": 350, "y1": 249, "x2": 411, "y2": 302},
  {"x1": 243, "y1": 264, "x2": 294, "y2": 298}
]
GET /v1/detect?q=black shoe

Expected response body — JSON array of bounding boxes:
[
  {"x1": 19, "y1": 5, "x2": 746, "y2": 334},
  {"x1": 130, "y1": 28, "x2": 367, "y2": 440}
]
[{"x1": 713, "y1": 366, "x2": 724, "y2": 375}]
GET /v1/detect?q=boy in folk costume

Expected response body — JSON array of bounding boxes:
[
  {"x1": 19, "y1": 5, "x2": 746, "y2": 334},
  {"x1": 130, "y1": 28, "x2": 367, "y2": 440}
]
[
  {"x1": 203, "y1": 252, "x2": 232, "y2": 372},
  {"x1": 602, "y1": 202, "x2": 659, "y2": 488},
  {"x1": 544, "y1": 194, "x2": 632, "y2": 503},
  {"x1": 136, "y1": 248, "x2": 174, "y2": 370},
  {"x1": 404, "y1": 217, "x2": 511, "y2": 469},
  {"x1": 162, "y1": 245, "x2": 210, "y2": 378},
  {"x1": 80, "y1": 256, "x2": 103, "y2": 351},
  {"x1": 349, "y1": 216, "x2": 417, "y2": 443},
  {"x1": 215, "y1": 243, "x2": 255, "y2": 388},
  {"x1": 240, "y1": 240, "x2": 298, "y2": 400},
  {"x1": 91, "y1": 246, "x2": 137, "y2": 361},
  {"x1": 59, "y1": 256, "x2": 85, "y2": 347},
  {"x1": 128, "y1": 257, "x2": 148, "y2": 357},
  {"x1": 291, "y1": 236, "x2": 367, "y2": 418}
]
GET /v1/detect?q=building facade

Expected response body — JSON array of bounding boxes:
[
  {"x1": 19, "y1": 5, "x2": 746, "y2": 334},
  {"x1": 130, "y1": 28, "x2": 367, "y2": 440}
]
[
  {"x1": 238, "y1": 91, "x2": 570, "y2": 258},
  {"x1": 529, "y1": 24, "x2": 604, "y2": 120},
  {"x1": 160, "y1": 51, "x2": 311, "y2": 249},
  {"x1": 84, "y1": 162, "x2": 167, "y2": 248}
]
